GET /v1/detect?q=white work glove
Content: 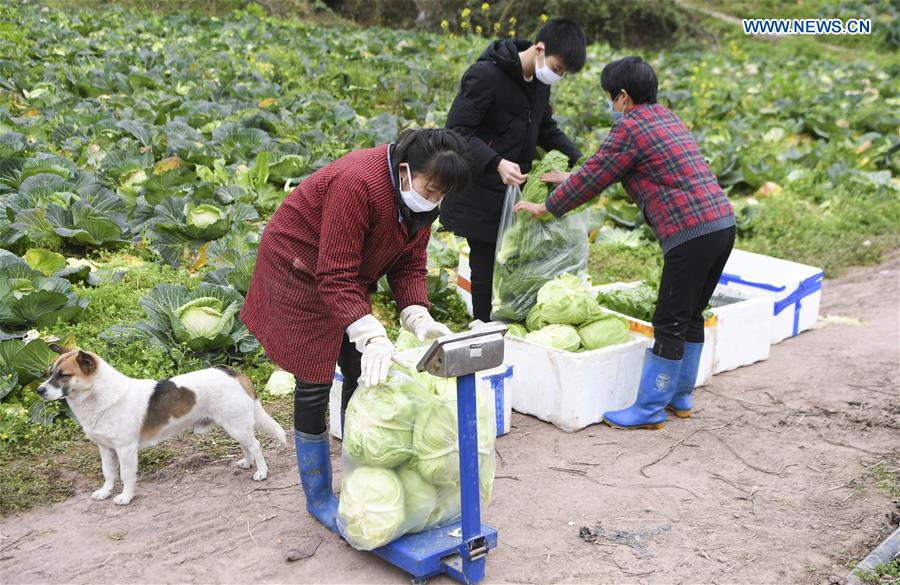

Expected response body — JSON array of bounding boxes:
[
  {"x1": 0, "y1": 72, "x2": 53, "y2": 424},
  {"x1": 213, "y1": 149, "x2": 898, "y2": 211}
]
[
  {"x1": 400, "y1": 305, "x2": 452, "y2": 343},
  {"x1": 346, "y1": 314, "x2": 404, "y2": 387}
]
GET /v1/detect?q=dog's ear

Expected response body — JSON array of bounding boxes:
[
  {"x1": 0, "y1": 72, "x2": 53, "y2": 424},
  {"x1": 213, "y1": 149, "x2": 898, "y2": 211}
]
[
  {"x1": 76, "y1": 350, "x2": 97, "y2": 375},
  {"x1": 49, "y1": 343, "x2": 67, "y2": 355}
]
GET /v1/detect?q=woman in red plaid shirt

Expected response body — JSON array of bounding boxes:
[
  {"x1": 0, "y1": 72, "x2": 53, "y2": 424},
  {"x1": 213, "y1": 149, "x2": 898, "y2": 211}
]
[{"x1": 517, "y1": 57, "x2": 735, "y2": 430}]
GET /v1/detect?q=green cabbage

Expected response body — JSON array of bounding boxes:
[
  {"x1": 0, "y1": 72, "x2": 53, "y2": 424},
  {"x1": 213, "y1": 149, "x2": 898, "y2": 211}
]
[
  {"x1": 185, "y1": 203, "x2": 225, "y2": 228},
  {"x1": 479, "y1": 455, "x2": 496, "y2": 504},
  {"x1": 525, "y1": 324, "x2": 582, "y2": 352},
  {"x1": 343, "y1": 374, "x2": 420, "y2": 467},
  {"x1": 182, "y1": 202, "x2": 230, "y2": 240},
  {"x1": 525, "y1": 303, "x2": 547, "y2": 332},
  {"x1": 577, "y1": 314, "x2": 633, "y2": 350},
  {"x1": 414, "y1": 396, "x2": 460, "y2": 486},
  {"x1": 394, "y1": 329, "x2": 424, "y2": 352},
  {"x1": 536, "y1": 274, "x2": 602, "y2": 325},
  {"x1": 172, "y1": 296, "x2": 239, "y2": 347},
  {"x1": 397, "y1": 466, "x2": 439, "y2": 534},
  {"x1": 414, "y1": 385, "x2": 493, "y2": 468},
  {"x1": 337, "y1": 466, "x2": 406, "y2": 550},
  {"x1": 264, "y1": 369, "x2": 295, "y2": 396},
  {"x1": 506, "y1": 323, "x2": 528, "y2": 338},
  {"x1": 428, "y1": 487, "x2": 462, "y2": 527}
]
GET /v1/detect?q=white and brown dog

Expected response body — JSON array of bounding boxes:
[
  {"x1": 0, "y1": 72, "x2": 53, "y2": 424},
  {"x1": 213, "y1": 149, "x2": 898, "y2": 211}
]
[{"x1": 37, "y1": 346, "x2": 287, "y2": 505}]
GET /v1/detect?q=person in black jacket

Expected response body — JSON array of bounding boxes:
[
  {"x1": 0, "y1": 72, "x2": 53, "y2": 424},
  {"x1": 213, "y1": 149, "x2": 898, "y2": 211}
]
[{"x1": 441, "y1": 18, "x2": 587, "y2": 322}]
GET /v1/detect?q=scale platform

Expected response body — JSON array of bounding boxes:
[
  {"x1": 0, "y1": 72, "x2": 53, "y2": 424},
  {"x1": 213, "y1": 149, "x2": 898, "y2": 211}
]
[{"x1": 372, "y1": 521, "x2": 498, "y2": 583}]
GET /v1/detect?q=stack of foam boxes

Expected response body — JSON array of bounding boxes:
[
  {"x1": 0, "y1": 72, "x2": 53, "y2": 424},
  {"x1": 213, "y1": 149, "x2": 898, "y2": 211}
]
[{"x1": 456, "y1": 247, "x2": 824, "y2": 432}]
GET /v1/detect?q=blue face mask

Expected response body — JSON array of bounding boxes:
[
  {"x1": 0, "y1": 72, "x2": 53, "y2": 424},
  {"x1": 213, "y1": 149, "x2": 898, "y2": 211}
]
[{"x1": 607, "y1": 98, "x2": 623, "y2": 123}]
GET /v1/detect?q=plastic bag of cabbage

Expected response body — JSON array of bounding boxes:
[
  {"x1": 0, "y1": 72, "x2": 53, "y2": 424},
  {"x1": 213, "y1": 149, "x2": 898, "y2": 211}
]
[
  {"x1": 517, "y1": 274, "x2": 633, "y2": 352},
  {"x1": 337, "y1": 369, "x2": 496, "y2": 551},
  {"x1": 491, "y1": 183, "x2": 588, "y2": 322}
]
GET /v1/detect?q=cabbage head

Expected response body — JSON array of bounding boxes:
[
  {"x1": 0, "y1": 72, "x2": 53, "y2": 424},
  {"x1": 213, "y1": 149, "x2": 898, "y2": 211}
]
[
  {"x1": 101, "y1": 283, "x2": 257, "y2": 357},
  {"x1": 337, "y1": 466, "x2": 406, "y2": 550},
  {"x1": 427, "y1": 487, "x2": 462, "y2": 528},
  {"x1": 172, "y1": 296, "x2": 240, "y2": 348},
  {"x1": 397, "y1": 465, "x2": 439, "y2": 534},
  {"x1": 536, "y1": 274, "x2": 601, "y2": 325},
  {"x1": 525, "y1": 324, "x2": 582, "y2": 352},
  {"x1": 414, "y1": 396, "x2": 460, "y2": 486},
  {"x1": 577, "y1": 314, "x2": 633, "y2": 350},
  {"x1": 183, "y1": 202, "x2": 230, "y2": 240},
  {"x1": 343, "y1": 374, "x2": 419, "y2": 467},
  {"x1": 414, "y1": 381, "x2": 496, "y2": 489},
  {"x1": 394, "y1": 329, "x2": 424, "y2": 352},
  {"x1": 264, "y1": 369, "x2": 295, "y2": 396},
  {"x1": 506, "y1": 323, "x2": 528, "y2": 338},
  {"x1": 525, "y1": 303, "x2": 547, "y2": 331}
]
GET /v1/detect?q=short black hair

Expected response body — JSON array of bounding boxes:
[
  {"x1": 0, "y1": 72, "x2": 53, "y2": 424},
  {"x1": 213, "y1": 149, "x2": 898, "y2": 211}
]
[
  {"x1": 600, "y1": 56, "x2": 658, "y2": 105},
  {"x1": 394, "y1": 128, "x2": 472, "y2": 194},
  {"x1": 535, "y1": 18, "x2": 587, "y2": 73}
]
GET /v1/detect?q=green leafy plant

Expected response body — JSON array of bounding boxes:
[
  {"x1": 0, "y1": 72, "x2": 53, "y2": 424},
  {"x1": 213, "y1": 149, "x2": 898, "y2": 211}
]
[
  {"x1": 146, "y1": 197, "x2": 258, "y2": 266},
  {"x1": 0, "y1": 338, "x2": 57, "y2": 401},
  {"x1": 0, "y1": 253, "x2": 88, "y2": 337},
  {"x1": 101, "y1": 283, "x2": 257, "y2": 358},
  {"x1": 596, "y1": 283, "x2": 659, "y2": 323}
]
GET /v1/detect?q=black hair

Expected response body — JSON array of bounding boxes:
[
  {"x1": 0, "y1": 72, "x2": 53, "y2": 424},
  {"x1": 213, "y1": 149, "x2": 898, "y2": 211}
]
[
  {"x1": 394, "y1": 128, "x2": 471, "y2": 194},
  {"x1": 600, "y1": 56, "x2": 658, "y2": 105},
  {"x1": 535, "y1": 18, "x2": 587, "y2": 73}
]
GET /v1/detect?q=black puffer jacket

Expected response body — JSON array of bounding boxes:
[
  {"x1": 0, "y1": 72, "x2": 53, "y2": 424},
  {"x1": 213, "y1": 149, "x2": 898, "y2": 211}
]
[{"x1": 440, "y1": 38, "x2": 582, "y2": 243}]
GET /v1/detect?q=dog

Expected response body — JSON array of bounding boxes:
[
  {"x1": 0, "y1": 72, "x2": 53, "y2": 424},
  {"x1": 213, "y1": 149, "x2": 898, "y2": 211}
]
[{"x1": 37, "y1": 345, "x2": 287, "y2": 505}]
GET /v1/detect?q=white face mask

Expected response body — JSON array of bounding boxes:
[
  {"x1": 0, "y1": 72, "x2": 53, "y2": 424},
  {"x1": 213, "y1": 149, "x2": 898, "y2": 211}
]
[
  {"x1": 535, "y1": 50, "x2": 564, "y2": 85},
  {"x1": 399, "y1": 164, "x2": 439, "y2": 213}
]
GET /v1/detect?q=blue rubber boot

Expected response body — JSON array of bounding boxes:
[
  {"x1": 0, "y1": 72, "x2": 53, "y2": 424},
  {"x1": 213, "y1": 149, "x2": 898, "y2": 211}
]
[
  {"x1": 603, "y1": 349, "x2": 682, "y2": 430},
  {"x1": 667, "y1": 342, "x2": 704, "y2": 418},
  {"x1": 294, "y1": 430, "x2": 339, "y2": 532}
]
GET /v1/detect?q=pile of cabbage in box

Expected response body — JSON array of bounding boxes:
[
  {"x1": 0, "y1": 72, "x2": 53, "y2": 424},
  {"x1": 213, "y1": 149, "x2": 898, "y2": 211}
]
[
  {"x1": 505, "y1": 274, "x2": 634, "y2": 352},
  {"x1": 337, "y1": 368, "x2": 496, "y2": 550}
]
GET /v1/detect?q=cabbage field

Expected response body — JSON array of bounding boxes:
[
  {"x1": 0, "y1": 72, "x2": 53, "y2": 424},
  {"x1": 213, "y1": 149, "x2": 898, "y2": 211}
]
[{"x1": 0, "y1": 0, "x2": 897, "y2": 510}]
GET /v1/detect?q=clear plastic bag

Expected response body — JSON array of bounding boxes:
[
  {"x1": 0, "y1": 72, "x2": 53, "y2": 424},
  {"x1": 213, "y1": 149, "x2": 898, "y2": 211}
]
[
  {"x1": 337, "y1": 368, "x2": 496, "y2": 551},
  {"x1": 491, "y1": 184, "x2": 589, "y2": 322}
]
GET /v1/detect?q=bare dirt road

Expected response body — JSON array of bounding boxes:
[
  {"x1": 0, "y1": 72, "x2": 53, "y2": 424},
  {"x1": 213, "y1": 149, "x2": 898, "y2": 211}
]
[{"x1": 2, "y1": 255, "x2": 898, "y2": 585}]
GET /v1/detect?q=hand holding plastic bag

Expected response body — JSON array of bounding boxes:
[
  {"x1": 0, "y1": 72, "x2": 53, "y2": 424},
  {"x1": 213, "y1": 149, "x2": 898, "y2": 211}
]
[{"x1": 491, "y1": 184, "x2": 589, "y2": 322}]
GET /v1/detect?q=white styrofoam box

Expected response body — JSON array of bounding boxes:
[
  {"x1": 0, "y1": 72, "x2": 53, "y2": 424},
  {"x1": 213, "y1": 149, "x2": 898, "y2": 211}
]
[
  {"x1": 593, "y1": 282, "x2": 716, "y2": 387},
  {"x1": 718, "y1": 249, "x2": 824, "y2": 344},
  {"x1": 507, "y1": 334, "x2": 649, "y2": 432},
  {"x1": 328, "y1": 347, "x2": 513, "y2": 441},
  {"x1": 709, "y1": 284, "x2": 774, "y2": 374},
  {"x1": 456, "y1": 249, "x2": 474, "y2": 317}
]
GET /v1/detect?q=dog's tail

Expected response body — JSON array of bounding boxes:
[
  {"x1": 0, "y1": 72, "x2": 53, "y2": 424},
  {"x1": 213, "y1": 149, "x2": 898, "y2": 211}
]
[{"x1": 254, "y1": 400, "x2": 287, "y2": 446}]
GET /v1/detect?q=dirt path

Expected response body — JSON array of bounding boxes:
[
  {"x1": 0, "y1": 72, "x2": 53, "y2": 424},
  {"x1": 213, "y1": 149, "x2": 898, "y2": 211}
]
[{"x1": 2, "y1": 256, "x2": 898, "y2": 585}]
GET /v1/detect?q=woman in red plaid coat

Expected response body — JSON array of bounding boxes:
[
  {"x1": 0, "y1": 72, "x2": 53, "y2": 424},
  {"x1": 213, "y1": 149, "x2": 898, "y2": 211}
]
[
  {"x1": 517, "y1": 57, "x2": 735, "y2": 431},
  {"x1": 241, "y1": 128, "x2": 471, "y2": 531}
]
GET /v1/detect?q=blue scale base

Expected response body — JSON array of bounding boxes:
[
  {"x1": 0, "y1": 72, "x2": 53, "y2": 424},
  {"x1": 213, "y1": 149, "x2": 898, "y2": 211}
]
[{"x1": 369, "y1": 521, "x2": 498, "y2": 584}]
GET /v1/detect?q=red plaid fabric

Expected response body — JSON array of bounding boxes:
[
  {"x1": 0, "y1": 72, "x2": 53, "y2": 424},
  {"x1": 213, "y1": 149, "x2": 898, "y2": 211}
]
[
  {"x1": 546, "y1": 103, "x2": 734, "y2": 253},
  {"x1": 241, "y1": 145, "x2": 430, "y2": 383}
]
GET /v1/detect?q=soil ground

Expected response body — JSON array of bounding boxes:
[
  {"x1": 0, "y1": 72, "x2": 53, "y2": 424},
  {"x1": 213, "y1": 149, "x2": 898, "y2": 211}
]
[{"x1": 2, "y1": 255, "x2": 898, "y2": 585}]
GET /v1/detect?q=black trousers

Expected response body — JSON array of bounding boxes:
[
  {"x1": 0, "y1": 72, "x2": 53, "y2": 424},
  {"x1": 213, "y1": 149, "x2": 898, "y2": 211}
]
[
  {"x1": 652, "y1": 226, "x2": 735, "y2": 360},
  {"x1": 293, "y1": 334, "x2": 362, "y2": 435},
  {"x1": 467, "y1": 238, "x2": 496, "y2": 323}
]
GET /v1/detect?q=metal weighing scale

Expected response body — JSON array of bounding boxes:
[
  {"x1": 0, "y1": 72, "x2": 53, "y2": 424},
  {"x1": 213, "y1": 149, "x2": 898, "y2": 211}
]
[{"x1": 368, "y1": 323, "x2": 508, "y2": 585}]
